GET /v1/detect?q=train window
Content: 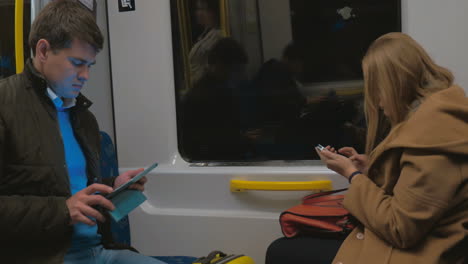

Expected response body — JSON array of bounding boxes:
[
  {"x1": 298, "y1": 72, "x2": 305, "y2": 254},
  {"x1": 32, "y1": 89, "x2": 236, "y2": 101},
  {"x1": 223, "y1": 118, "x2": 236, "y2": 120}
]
[
  {"x1": 170, "y1": 0, "x2": 401, "y2": 163},
  {"x1": 0, "y1": 0, "x2": 32, "y2": 80}
]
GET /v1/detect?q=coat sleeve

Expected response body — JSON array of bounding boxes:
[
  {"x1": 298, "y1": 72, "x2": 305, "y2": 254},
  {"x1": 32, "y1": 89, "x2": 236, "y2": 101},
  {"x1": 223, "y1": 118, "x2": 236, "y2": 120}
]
[
  {"x1": 343, "y1": 148, "x2": 462, "y2": 249},
  {"x1": 0, "y1": 196, "x2": 72, "y2": 243},
  {"x1": 0, "y1": 115, "x2": 72, "y2": 243}
]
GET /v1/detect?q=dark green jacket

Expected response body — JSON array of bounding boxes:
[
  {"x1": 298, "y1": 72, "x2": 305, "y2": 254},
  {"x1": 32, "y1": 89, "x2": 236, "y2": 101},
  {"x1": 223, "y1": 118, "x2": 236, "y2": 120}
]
[{"x1": 0, "y1": 60, "x2": 115, "y2": 263}]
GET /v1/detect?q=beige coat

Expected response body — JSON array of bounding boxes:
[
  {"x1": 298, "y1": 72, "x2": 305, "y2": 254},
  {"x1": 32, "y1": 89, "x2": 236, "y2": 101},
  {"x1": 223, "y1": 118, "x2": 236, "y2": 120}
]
[{"x1": 333, "y1": 86, "x2": 468, "y2": 264}]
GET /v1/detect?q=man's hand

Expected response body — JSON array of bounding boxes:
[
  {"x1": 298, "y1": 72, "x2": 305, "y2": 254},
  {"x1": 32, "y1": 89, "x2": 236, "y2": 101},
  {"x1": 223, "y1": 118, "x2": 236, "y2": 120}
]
[
  {"x1": 66, "y1": 184, "x2": 115, "y2": 226},
  {"x1": 113, "y1": 168, "x2": 147, "y2": 192}
]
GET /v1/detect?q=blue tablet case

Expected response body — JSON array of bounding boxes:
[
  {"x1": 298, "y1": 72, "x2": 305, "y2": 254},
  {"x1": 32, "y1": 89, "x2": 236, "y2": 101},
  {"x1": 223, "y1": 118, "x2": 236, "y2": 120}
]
[{"x1": 108, "y1": 189, "x2": 147, "y2": 222}]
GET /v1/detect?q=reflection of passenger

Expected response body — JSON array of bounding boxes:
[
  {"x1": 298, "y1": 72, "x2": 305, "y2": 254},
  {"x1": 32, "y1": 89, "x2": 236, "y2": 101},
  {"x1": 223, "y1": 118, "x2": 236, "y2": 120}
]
[
  {"x1": 251, "y1": 43, "x2": 365, "y2": 159},
  {"x1": 182, "y1": 38, "x2": 250, "y2": 160},
  {"x1": 188, "y1": 0, "x2": 223, "y2": 85},
  {"x1": 250, "y1": 43, "x2": 312, "y2": 158},
  {"x1": 301, "y1": 90, "x2": 364, "y2": 156},
  {"x1": 253, "y1": 43, "x2": 306, "y2": 128}
]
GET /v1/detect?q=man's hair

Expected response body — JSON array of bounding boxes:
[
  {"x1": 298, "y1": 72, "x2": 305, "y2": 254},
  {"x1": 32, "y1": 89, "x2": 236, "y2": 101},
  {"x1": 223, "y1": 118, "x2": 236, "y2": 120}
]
[
  {"x1": 208, "y1": 38, "x2": 248, "y2": 67},
  {"x1": 29, "y1": 0, "x2": 104, "y2": 56}
]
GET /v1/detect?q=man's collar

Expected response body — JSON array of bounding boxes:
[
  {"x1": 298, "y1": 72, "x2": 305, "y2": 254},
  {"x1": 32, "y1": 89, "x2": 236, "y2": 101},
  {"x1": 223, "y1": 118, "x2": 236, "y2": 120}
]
[
  {"x1": 46, "y1": 88, "x2": 76, "y2": 110},
  {"x1": 24, "y1": 59, "x2": 48, "y2": 92}
]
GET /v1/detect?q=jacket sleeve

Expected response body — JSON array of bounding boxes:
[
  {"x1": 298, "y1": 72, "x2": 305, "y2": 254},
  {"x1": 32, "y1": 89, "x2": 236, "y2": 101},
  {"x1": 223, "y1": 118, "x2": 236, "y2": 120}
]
[
  {"x1": 0, "y1": 195, "x2": 72, "y2": 243},
  {"x1": 343, "y1": 149, "x2": 462, "y2": 249},
  {"x1": 0, "y1": 116, "x2": 72, "y2": 243}
]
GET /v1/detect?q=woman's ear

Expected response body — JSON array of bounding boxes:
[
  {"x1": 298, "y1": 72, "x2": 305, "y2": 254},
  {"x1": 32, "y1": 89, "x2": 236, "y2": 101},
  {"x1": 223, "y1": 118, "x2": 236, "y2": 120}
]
[{"x1": 35, "y1": 39, "x2": 50, "y2": 62}]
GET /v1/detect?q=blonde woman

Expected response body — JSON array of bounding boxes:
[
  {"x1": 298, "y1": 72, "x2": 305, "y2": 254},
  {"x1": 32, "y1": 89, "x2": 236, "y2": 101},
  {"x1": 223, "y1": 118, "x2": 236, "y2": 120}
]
[{"x1": 317, "y1": 32, "x2": 468, "y2": 263}]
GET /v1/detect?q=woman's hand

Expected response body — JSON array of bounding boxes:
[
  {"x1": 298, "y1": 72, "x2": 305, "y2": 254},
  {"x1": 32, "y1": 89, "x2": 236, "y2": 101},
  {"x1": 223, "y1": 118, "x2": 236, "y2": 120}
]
[
  {"x1": 338, "y1": 147, "x2": 368, "y2": 173},
  {"x1": 316, "y1": 147, "x2": 358, "y2": 180}
]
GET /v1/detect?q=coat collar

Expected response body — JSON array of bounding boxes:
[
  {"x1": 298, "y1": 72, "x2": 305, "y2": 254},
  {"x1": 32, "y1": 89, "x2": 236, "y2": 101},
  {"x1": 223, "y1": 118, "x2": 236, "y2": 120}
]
[
  {"x1": 368, "y1": 85, "x2": 468, "y2": 170},
  {"x1": 23, "y1": 59, "x2": 93, "y2": 110}
]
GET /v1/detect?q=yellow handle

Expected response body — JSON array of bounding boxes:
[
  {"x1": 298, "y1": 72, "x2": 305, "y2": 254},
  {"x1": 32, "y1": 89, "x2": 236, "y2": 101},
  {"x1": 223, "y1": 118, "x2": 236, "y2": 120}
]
[
  {"x1": 15, "y1": 0, "x2": 25, "y2": 73},
  {"x1": 230, "y1": 179, "x2": 332, "y2": 192}
]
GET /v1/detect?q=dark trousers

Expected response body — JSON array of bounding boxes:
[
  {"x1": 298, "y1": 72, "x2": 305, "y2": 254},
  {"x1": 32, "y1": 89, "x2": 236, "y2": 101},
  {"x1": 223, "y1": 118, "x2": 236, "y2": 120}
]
[{"x1": 265, "y1": 236, "x2": 344, "y2": 264}]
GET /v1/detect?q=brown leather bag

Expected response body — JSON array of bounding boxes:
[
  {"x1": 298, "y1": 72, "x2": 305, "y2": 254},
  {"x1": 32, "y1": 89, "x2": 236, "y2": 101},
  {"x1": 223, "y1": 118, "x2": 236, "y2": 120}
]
[{"x1": 279, "y1": 188, "x2": 357, "y2": 238}]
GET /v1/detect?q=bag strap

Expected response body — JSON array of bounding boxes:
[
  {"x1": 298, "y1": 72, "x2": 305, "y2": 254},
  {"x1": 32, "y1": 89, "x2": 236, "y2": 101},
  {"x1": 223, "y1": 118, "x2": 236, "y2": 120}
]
[{"x1": 302, "y1": 188, "x2": 348, "y2": 202}]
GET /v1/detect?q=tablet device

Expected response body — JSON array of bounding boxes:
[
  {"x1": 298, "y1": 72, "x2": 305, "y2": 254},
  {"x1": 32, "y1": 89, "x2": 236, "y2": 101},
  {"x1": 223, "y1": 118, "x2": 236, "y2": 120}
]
[{"x1": 106, "y1": 161, "x2": 158, "y2": 199}]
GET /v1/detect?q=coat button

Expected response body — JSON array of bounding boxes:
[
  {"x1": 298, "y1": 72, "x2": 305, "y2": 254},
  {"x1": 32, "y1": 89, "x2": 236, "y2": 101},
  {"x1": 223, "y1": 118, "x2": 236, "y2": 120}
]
[{"x1": 356, "y1": 232, "x2": 364, "y2": 240}]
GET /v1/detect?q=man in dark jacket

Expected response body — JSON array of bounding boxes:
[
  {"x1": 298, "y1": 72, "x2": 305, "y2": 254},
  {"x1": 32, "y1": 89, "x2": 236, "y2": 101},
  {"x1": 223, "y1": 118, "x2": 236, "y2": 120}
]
[{"x1": 0, "y1": 1, "x2": 165, "y2": 263}]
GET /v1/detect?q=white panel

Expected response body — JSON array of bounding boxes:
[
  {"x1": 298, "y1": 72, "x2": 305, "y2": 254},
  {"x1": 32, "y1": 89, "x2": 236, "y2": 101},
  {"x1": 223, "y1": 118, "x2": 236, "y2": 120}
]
[
  {"x1": 402, "y1": 0, "x2": 468, "y2": 93},
  {"x1": 126, "y1": 166, "x2": 348, "y2": 262},
  {"x1": 129, "y1": 212, "x2": 282, "y2": 261},
  {"x1": 258, "y1": 0, "x2": 293, "y2": 61},
  {"x1": 83, "y1": 0, "x2": 115, "y2": 141},
  {"x1": 107, "y1": 0, "x2": 176, "y2": 167},
  {"x1": 78, "y1": 0, "x2": 94, "y2": 11}
]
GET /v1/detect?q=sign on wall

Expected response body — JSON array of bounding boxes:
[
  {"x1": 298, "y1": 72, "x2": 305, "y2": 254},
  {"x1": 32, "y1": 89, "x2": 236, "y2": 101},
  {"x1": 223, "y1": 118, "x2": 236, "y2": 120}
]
[{"x1": 118, "y1": 0, "x2": 135, "y2": 12}]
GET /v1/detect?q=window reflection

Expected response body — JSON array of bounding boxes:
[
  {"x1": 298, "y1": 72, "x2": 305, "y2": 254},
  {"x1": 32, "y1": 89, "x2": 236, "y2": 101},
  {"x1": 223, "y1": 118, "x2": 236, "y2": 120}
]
[
  {"x1": 181, "y1": 37, "x2": 251, "y2": 160},
  {"x1": 189, "y1": 0, "x2": 225, "y2": 86},
  {"x1": 171, "y1": 0, "x2": 401, "y2": 162}
]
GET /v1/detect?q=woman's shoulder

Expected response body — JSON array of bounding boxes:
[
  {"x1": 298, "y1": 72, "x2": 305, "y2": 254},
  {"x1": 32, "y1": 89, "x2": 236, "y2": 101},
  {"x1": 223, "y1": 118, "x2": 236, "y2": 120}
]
[
  {"x1": 413, "y1": 85, "x2": 468, "y2": 127},
  {"x1": 425, "y1": 85, "x2": 467, "y2": 105},
  {"x1": 382, "y1": 85, "x2": 468, "y2": 156}
]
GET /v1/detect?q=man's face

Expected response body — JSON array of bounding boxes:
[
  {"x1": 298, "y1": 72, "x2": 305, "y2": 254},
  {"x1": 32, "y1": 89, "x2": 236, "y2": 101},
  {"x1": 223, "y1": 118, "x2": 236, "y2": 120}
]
[{"x1": 42, "y1": 39, "x2": 97, "y2": 99}]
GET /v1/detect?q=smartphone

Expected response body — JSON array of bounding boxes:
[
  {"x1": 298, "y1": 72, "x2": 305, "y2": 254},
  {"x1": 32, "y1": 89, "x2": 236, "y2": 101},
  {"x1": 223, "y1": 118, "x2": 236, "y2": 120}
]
[
  {"x1": 106, "y1": 161, "x2": 158, "y2": 199},
  {"x1": 316, "y1": 144, "x2": 325, "y2": 151}
]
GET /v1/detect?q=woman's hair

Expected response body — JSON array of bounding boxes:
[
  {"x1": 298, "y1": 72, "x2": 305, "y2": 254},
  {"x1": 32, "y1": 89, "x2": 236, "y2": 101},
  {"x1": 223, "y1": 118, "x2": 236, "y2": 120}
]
[{"x1": 362, "y1": 32, "x2": 454, "y2": 155}]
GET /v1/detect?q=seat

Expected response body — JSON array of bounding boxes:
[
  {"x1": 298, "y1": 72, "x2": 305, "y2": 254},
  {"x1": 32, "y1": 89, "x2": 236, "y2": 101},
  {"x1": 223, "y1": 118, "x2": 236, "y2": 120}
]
[{"x1": 100, "y1": 131, "x2": 132, "y2": 245}]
